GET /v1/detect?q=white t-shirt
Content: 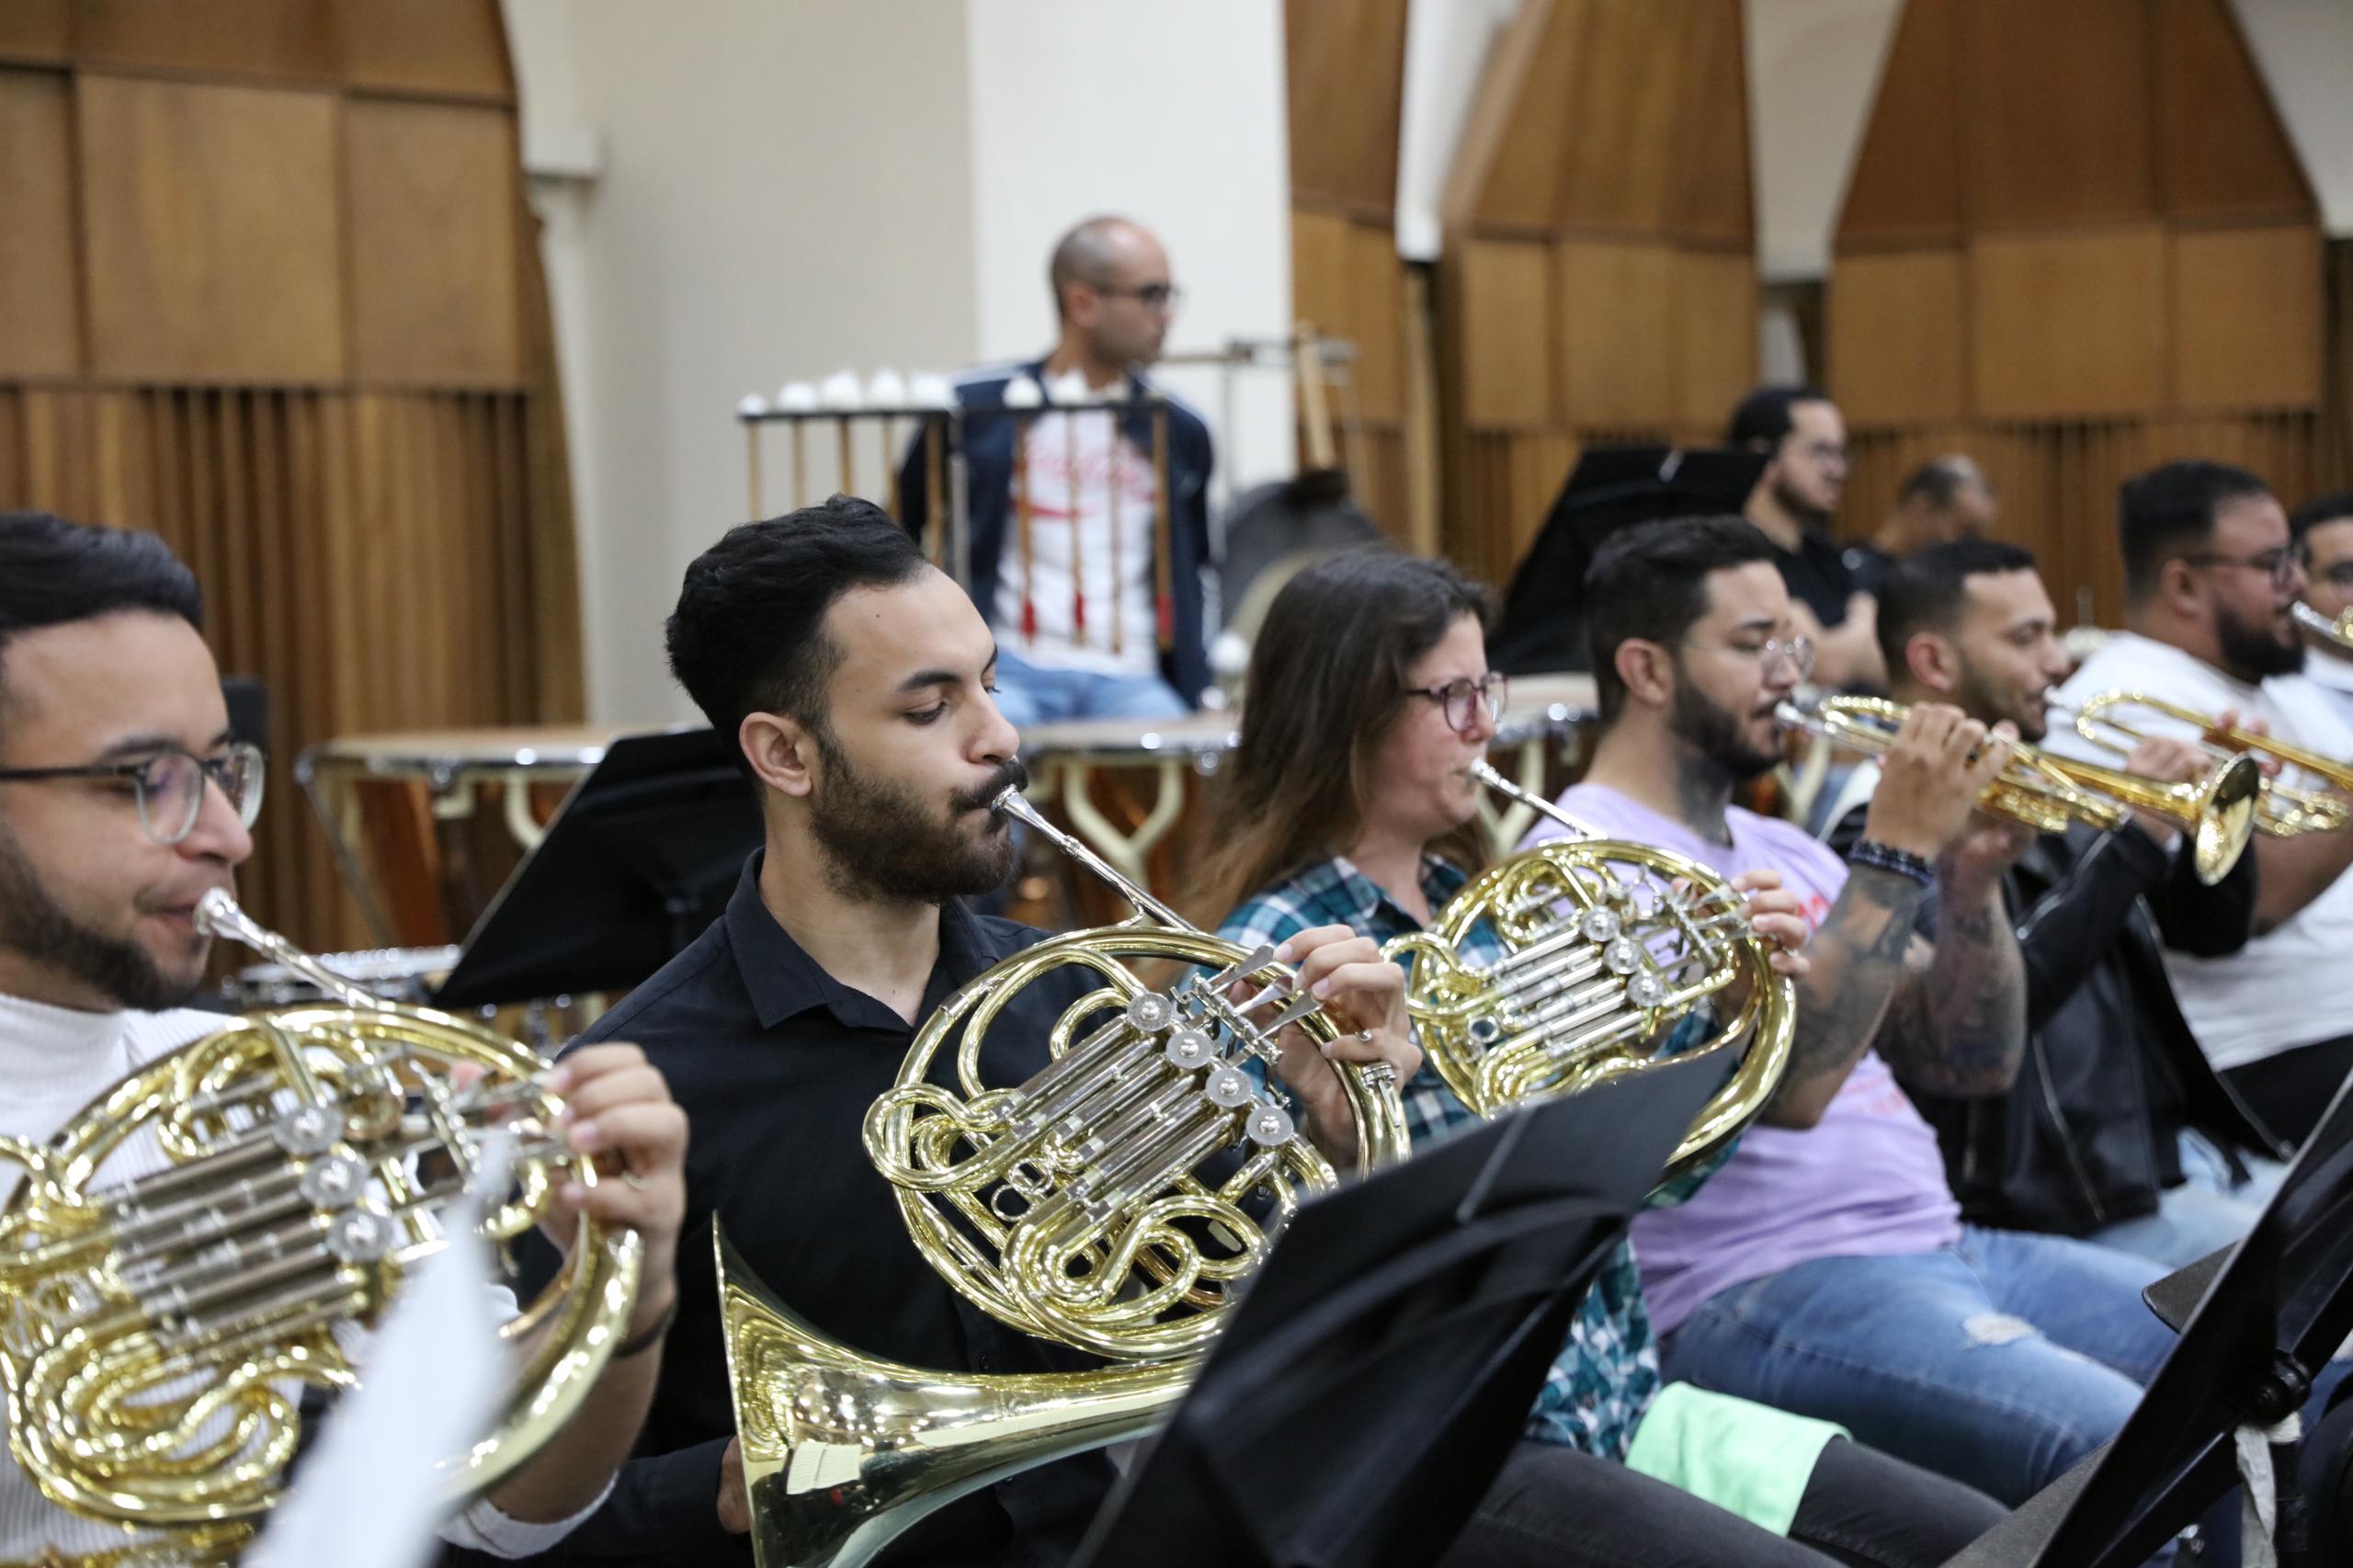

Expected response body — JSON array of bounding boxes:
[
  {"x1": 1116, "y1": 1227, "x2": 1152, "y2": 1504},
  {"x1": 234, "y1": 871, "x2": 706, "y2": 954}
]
[
  {"x1": 0, "y1": 994, "x2": 591, "y2": 1560},
  {"x1": 2290, "y1": 647, "x2": 2353, "y2": 733},
  {"x1": 999, "y1": 406, "x2": 1161, "y2": 676},
  {"x1": 2043, "y1": 631, "x2": 2353, "y2": 1071}
]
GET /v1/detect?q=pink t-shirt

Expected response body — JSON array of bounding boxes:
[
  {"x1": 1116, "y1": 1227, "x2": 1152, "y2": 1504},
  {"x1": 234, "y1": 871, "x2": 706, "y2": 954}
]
[{"x1": 1529, "y1": 784, "x2": 1963, "y2": 1334}]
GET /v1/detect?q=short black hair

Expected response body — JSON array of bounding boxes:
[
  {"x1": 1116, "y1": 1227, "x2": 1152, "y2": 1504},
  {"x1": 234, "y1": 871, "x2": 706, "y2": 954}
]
[
  {"x1": 0, "y1": 511, "x2": 201, "y2": 725},
  {"x1": 2117, "y1": 460, "x2": 2273, "y2": 603},
  {"x1": 1586, "y1": 516, "x2": 1779, "y2": 723},
  {"x1": 2290, "y1": 490, "x2": 2353, "y2": 554},
  {"x1": 1897, "y1": 455, "x2": 1988, "y2": 510},
  {"x1": 1875, "y1": 538, "x2": 2039, "y2": 679},
  {"x1": 1726, "y1": 384, "x2": 1833, "y2": 449},
  {"x1": 665, "y1": 495, "x2": 931, "y2": 770}
]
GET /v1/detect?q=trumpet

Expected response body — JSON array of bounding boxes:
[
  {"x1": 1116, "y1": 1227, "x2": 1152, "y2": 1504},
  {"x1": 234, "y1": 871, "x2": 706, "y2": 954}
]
[
  {"x1": 1381, "y1": 761, "x2": 1793, "y2": 1184},
  {"x1": 2047, "y1": 688, "x2": 2352, "y2": 839},
  {"x1": 719, "y1": 787, "x2": 1411, "y2": 1568},
  {"x1": 1777, "y1": 695, "x2": 2261, "y2": 883},
  {"x1": 2295, "y1": 600, "x2": 2353, "y2": 655}
]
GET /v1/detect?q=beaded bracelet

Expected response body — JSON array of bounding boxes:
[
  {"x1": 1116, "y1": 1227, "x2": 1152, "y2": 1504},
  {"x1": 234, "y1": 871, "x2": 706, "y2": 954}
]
[{"x1": 1847, "y1": 838, "x2": 1936, "y2": 889}]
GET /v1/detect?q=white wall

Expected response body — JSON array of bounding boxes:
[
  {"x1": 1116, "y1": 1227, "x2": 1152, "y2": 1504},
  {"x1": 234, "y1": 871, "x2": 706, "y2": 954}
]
[
  {"x1": 1744, "y1": 0, "x2": 1904, "y2": 284},
  {"x1": 962, "y1": 0, "x2": 1298, "y2": 499},
  {"x1": 2234, "y1": 0, "x2": 2353, "y2": 238},
  {"x1": 506, "y1": 0, "x2": 983, "y2": 725},
  {"x1": 505, "y1": 0, "x2": 1296, "y2": 723}
]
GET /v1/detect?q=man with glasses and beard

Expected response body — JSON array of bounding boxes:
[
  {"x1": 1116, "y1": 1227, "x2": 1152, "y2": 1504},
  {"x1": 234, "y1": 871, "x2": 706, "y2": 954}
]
[
  {"x1": 1521, "y1": 517, "x2": 2199, "y2": 1527},
  {"x1": 0, "y1": 512, "x2": 688, "y2": 1564},
  {"x1": 2289, "y1": 490, "x2": 2353, "y2": 730},
  {"x1": 525, "y1": 497, "x2": 1417, "y2": 1568},
  {"x1": 1819, "y1": 539, "x2": 2283, "y2": 1268},
  {"x1": 2045, "y1": 461, "x2": 2353, "y2": 1149}
]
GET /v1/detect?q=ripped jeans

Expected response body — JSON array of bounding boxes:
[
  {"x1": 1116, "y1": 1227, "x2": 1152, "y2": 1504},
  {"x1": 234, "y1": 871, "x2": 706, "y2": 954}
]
[{"x1": 1657, "y1": 1226, "x2": 2172, "y2": 1507}]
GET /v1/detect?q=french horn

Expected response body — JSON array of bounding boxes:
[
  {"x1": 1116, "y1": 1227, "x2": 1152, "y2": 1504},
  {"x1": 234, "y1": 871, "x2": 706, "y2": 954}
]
[
  {"x1": 0, "y1": 891, "x2": 641, "y2": 1565},
  {"x1": 1382, "y1": 761, "x2": 1796, "y2": 1180},
  {"x1": 720, "y1": 786, "x2": 1411, "y2": 1568}
]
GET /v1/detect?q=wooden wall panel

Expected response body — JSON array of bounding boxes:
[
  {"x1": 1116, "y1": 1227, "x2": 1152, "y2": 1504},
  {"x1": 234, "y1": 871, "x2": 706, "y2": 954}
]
[
  {"x1": 344, "y1": 99, "x2": 522, "y2": 388},
  {"x1": 1554, "y1": 240, "x2": 1674, "y2": 426},
  {"x1": 1669, "y1": 0, "x2": 1753, "y2": 244},
  {"x1": 1827, "y1": 249, "x2": 1965, "y2": 425},
  {"x1": 1836, "y1": 0, "x2": 1961, "y2": 246},
  {"x1": 0, "y1": 0, "x2": 68, "y2": 62},
  {"x1": 0, "y1": 69, "x2": 79, "y2": 377},
  {"x1": 1454, "y1": 238, "x2": 1553, "y2": 429},
  {"x1": 2171, "y1": 226, "x2": 2322, "y2": 414},
  {"x1": 1961, "y1": 0, "x2": 2155, "y2": 231},
  {"x1": 73, "y1": 0, "x2": 336, "y2": 82},
  {"x1": 1672, "y1": 248, "x2": 1759, "y2": 428},
  {"x1": 1548, "y1": 0, "x2": 1688, "y2": 236},
  {"x1": 1284, "y1": 0, "x2": 1406, "y2": 215},
  {"x1": 1970, "y1": 228, "x2": 2167, "y2": 420},
  {"x1": 77, "y1": 74, "x2": 344, "y2": 383},
  {"x1": 334, "y1": 0, "x2": 512, "y2": 101},
  {"x1": 1342, "y1": 220, "x2": 1405, "y2": 424},
  {"x1": 2155, "y1": 0, "x2": 2308, "y2": 223}
]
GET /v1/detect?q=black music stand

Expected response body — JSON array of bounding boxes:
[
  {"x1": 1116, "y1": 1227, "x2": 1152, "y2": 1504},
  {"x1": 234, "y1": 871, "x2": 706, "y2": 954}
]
[
  {"x1": 1491, "y1": 444, "x2": 1768, "y2": 676},
  {"x1": 1072, "y1": 1049, "x2": 1725, "y2": 1568},
  {"x1": 1943, "y1": 1075, "x2": 2353, "y2": 1568},
  {"x1": 432, "y1": 727, "x2": 761, "y2": 1009}
]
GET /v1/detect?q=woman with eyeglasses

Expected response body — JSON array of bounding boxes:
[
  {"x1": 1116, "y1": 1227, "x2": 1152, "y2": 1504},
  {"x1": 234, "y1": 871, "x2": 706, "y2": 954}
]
[{"x1": 1190, "y1": 546, "x2": 2006, "y2": 1568}]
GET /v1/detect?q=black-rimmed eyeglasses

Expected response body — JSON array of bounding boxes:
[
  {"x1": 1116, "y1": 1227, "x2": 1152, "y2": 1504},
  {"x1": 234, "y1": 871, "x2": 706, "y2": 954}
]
[
  {"x1": 1404, "y1": 674, "x2": 1508, "y2": 735},
  {"x1": 0, "y1": 743, "x2": 265, "y2": 846}
]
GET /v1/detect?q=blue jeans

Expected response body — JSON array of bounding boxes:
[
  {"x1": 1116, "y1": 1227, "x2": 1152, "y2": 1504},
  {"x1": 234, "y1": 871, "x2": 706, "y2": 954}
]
[
  {"x1": 992, "y1": 646, "x2": 1189, "y2": 730},
  {"x1": 2092, "y1": 1133, "x2": 2272, "y2": 1269},
  {"x1": 1660, "y1": 1227, "x2": 2173, "y2": 1508}
]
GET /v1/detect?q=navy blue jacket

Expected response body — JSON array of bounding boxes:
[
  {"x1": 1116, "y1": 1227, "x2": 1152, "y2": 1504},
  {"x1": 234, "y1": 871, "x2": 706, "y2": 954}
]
[{"x1": 897, "y1": 357, "x2": 1214, "y2": 705}]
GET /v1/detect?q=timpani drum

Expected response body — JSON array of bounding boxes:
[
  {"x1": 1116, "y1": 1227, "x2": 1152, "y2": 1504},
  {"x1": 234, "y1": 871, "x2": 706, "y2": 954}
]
[
  {"x1": 1014, "y1": 673, "x2": 1598, "y2": 921},
  {"x1": 298, "y1": 726, "x2": 621, "y2": 949}
]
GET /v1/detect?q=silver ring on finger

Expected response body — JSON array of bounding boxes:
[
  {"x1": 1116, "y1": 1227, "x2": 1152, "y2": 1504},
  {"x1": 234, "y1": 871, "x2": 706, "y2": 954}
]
[{"x1": 620, "y1": 1169, "x2": 651, "y2": 1192}]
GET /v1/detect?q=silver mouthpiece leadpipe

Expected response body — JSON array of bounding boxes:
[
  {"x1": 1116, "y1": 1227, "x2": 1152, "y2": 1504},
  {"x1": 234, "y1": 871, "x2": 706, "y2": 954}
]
[
  {"x1": 1468, "y1": 758, "x2": 1611, "y2": 840},
  {"x1": 194, "y1": 888, "x2": 393, "y2": 1012},
  {"x1": 991, "y1": 786, "x2": 1197, "y2": 933}
]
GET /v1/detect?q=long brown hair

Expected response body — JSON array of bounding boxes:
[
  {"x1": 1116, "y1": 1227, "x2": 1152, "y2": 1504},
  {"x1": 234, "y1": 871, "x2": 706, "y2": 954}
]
[{"x1": 1190, "y1": 549, "x2": 1495, "y2": 925}]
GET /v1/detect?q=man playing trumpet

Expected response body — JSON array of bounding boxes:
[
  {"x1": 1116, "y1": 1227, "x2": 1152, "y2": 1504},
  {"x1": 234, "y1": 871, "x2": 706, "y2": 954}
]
[
  {"x1": 2047, "y1": 461, "x2": 2353, "y2": 1148},
  {"x1": 1818, "y1": 538, "x2": 2283, "y2": 1267}
]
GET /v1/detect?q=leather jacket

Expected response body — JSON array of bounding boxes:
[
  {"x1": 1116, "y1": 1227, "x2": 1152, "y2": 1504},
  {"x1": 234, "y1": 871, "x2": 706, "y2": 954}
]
[{"x1": 1828, "y1": 801, "x2": 2286, "y2": 1235}]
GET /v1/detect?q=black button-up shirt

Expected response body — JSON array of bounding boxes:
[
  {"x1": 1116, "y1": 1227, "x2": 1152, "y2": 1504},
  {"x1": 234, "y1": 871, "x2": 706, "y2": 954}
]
[{"x1": 518, "y1": 853, "x2": 1114, "y2": 1568}]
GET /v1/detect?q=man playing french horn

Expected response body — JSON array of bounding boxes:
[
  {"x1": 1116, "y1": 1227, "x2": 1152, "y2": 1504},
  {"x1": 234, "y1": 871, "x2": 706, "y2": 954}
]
[
  {"x1": 0, "y1": 513, "x2": 689, "y2": 1565},
  {"x1": 524, "y1": 497, "x2": 1419, "y2": 1567}
]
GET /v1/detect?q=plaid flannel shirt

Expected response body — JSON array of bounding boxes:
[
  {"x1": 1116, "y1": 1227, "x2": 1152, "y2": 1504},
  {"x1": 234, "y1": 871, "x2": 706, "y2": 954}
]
[{"x1": 1219, "y1": 853, "x2": 1724, "y2": 1460}]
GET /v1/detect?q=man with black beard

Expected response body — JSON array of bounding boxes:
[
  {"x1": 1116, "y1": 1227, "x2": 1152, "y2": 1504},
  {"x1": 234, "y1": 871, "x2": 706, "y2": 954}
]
[
  {"x1": 1728, "y1": 386, "x2": 1885, "y2": 690},
  {"x1": 1514, "y1": 518, "x2": 2217, "y2": 1528},
  {"x1": 0, "y1": 512, "x2": 688, "y2": 1563},
  {"x1": 524, "y1": 497, "x2": 1418, "y2": 1568},
  {"x1": 2045, "y1": 461, "x2": 2353, "y2": 1147}
]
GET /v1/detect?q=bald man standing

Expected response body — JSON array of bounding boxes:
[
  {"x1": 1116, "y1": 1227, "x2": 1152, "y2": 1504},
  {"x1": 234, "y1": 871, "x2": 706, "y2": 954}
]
[{"x1": 900, "y1": 216, "x2": 1213, "y2": 726}]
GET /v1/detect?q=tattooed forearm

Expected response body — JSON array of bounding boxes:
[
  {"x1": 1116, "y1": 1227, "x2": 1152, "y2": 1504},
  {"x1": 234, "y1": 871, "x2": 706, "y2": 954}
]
[
  {"x1": 1883, "y1": 885, "x2": 2025, "y2": 1096},
  {"x1": 1768, "y1": 864, "x2": 1922, "y2": 1123}
]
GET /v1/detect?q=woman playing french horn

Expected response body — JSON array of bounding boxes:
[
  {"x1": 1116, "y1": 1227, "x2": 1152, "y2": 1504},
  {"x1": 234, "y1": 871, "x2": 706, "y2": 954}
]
[{"x1": 1195, "y1": 548, "x2": 2006, "y2": 1568}]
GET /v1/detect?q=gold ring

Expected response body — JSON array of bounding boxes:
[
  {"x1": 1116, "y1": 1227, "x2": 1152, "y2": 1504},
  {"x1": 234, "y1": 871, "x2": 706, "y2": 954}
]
[{"x1": 620, "y1": 1169, "x2": 650, "y2": 1192}]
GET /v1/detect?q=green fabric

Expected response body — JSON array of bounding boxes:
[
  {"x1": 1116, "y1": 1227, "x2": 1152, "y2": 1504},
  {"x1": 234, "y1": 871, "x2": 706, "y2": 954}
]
[{"x1": 1623, "y1": 1382, "x2": 1849, "y2": 1537}]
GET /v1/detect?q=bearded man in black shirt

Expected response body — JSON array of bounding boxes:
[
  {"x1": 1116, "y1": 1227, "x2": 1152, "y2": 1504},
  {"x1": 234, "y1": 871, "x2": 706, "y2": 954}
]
[{"x1": 517, "y1": 496, "x2": 1417, "y2": 1568}]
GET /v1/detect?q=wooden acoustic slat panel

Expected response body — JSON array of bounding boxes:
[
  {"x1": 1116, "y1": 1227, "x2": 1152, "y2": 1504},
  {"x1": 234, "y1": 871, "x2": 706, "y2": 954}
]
[
  {"x1": 77, "y1": 74, "x2": 345, "y2": 383},
  {"x1": 1549, "y1": 0, "x2": 1688, "y2": 236},
  {"x1": 74, "y1": 0, "x2": 336, "y2": 82},
  {"x1": 1826, "y1": 249, "x2": 1966, "y2": 425},
  {"x1": 2155, "y1": 0, "x2": 2309, "y2": 224},
  {"x1": 1961, "y1": 0, "x2": 2155, "y2": 232},
  {"x1": 1469, "y1": 0, "x2": 1586, "y2": 233},
  {"x1": 1290, "y1": 208, "x2": 1348, "y2": 347},
  {"x1": 1671, "y1": 248, "x2": 1758, "y2": 429},
  {"x1": 0, "y1": 0, "x2": 67, "y2": 62},
  {"x1": 1454, "y1": 237, "x2": 1553, "y2": 429},
  {"x1": 1668, "y1": 0, "x2": 1752, "y2": 244},
  {"x1": 1554, "y1": 239, "x2": 1674, "y2": 426},
  {"x1": 1836, "y1": 0, "x2": 1961, "y2": 246},
  {"x1": 1342, "y1": 219, "x2": 1405, "y2": 425},
  {"x1": 1283, "y1": 0, "x2": 1407, "y2": 215},
  {"x1": 334, "y1": 0, "x2": 512, "y2": 102},
  {"x1": 344, "y1": 98, "x2": 522, "y2": 388},
  {"x1": 2171, "y1": 225, "x2": 2322, "y2": 414},
  {"x1": 1970, "y1": 227, "x2": 2167, "y2": 419},
  {"x1": 0, "y1": 69, "x2": 79, "y2": 377}
]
